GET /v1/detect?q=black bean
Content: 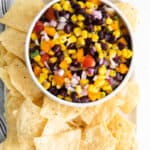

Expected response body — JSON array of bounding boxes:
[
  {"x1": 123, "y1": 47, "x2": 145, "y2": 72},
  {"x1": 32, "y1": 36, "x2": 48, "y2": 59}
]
[
  {"x1": 118, "y1": 42, "x2": 126, "y2": 50},
  {"x1": 49, "y1": 86, "x2": 58, "y2": 95},
  {"x1": 67, "y1": 43, "x2": 76, "y2": 49},
  {"x1": 71, "y1": 60, "x2": 80, "y2": 67},
  {"x1": 124, "y1": 34, "x2": 132, "y2": 48},
  {"x1": 113, "y1": 56, "x2": 121, "y2": 64},
  {"x1": 88, "y1": 46, "x2": 96, "y2": 56},
  {"x1": 85, "y1": 38, "x2": 93, "y2": 46},
  {"x1": 98, "y1": 30, "x2": 105, "y2": 40},
  {"x1": 115, "y1": 73, "x2": 123, "y2": 81},
  {"x1": 71, "y1": 92, "x2": 80, "y2": 103},
  {"x1": 104, "y1": 32, "x2": 112, "y2": 41},
  {"x1": 55, "y1": 51, "x2": 63, "y2": 57},
  {"x1": 84, "y1": 15, "x2": 93, "y2": 25},
  {"x1": 59, "y1": 10, "x2": 67, "y2": 16},
  {"x1": 54, "y1": 10, "x2": 60, "y2": 19},
  {"x1": 64, "y1": 24, "x2": 72, "y2": 34},
  {"x1": 52, "y1": 44, "x2": 61, "y2": 53},
  {"x1": 101, "y1": 42, "x2": 108, "y2": 50},
  {"x1": 78, "y1": 8, "x2": 86, "y2": 15},
  {"x1": 59, "y1": 88, "x2": 67, "y2": 97},
  {"x1": 57, "y1": 54, "x2": 64, "y2": 63},
  {"x1": 93, "y1": 18, "x2": 104, "y2": 25},
  {"x1": 108, "y1": 35, "x2": 116, "y2": 43},
  {"x1": 86, "y1": 24, "x2": 94, "y2": 32},
  {"x1": 80, "y1": 96, "x2": 90, "y2": 103}
]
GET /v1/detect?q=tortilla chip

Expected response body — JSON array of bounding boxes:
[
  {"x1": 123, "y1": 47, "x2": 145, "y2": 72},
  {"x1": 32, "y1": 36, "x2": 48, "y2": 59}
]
[
  {"x1": 108, "y1": 113, "x2": 136, "y2": 150},
  {"x1": 3, "y1": 91, "x2": 25, "y2": 150},
  {"x1": 0, "y1": 43, "x2": 7, "y2": 67},
  {"x1": 16, "y1": 99, "x2": 47, "y2": 150},
  {"x1": 117, "y1": 78, "x2": 140, "y2": 113},
  {"x1": 6, "y1": 58, "x2": 43, "y2": 100},
  {"x1": 0, "y1": 0, "x2": 44, "y2": 32},
  {"x1": 3, "y1": 52, "x2": 16, "y2": 65},
  {"x1": 42, "y1": 118, "x2": 71, "y2": 136},
  {"x1": 40, "y1": 96, "x2": 82, "y2": 121},
  {"x1": 80, "y1": 124, "x2": 116, "y2": 150},
  {"x1": 34, "y1": 129, "x2": 81, "y2": 150},
  {"x1": 0, "y1": 67, "x2": 15, "y2": 91},
  {"x1": 116, "y1": 2, "x2": 138, "y2": 30},
  {"x1": 0, "y1": 28, "x2": 26, "y2": 61}
]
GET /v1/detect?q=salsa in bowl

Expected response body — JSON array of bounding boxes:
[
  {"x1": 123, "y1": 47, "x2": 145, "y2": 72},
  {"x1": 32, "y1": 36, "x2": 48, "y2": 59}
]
[{"x1": 25, "y1": 0, "x2": 134, "y2": 107}]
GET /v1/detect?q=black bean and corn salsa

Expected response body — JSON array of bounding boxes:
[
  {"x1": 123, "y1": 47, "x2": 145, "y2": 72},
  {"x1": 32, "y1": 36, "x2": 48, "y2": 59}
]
[{"x1": 29, "y1": 0, "x2": 133, "y2": 103}]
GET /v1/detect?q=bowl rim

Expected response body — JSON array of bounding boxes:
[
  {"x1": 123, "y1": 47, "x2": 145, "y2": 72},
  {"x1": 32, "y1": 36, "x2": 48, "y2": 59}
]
[{"x1": 25, "y1": 0, "x2": 134, "y2": 107}]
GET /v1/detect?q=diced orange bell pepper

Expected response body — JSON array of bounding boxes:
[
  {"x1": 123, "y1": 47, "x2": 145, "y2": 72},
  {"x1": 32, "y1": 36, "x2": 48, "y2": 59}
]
[
  {"x1": 117, "y1": 63, "x2": 128, "y2": 74},
  {"x1": 44, "y1": 26, "x2": 56, "y2": 37},
  {"x1": 117, "y1": 37, "x2": 127, "y2": 45},
  {"x1": 88, "y1": 0, "x2": 101, "y2": 5},
  {"x1": 77, "y1": 48, "x2": 84, "y2": 63},
  {"x1": 40, "y1": 40, "x2": 50, "y2": 53},
  {"x1": 59, "y1": 60, "x2": 68, "y2": 70},
  {"x1": 48, "y1": 40, "x2": 55, "y2": 49},
  {"x1": 65, "y1": 70, "x2": 72, "y2": 79},
  {"x1": 54, "y1": 75, "x2": 64, "y2": 86},
  {"x1": 111, "y1": 21, "x2": 119, "y2": 30},
  {"x1": 88, "y1": 91, "x2": 101, "y2": 101},
  {"x1": 33, "y1": 66, "x2": 41, "y2": 76}
]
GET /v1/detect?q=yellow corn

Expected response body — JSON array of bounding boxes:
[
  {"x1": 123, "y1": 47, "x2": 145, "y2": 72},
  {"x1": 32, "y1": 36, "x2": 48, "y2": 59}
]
[
  {"x1": 109, "y1": 49, "x2": 117, "y2": 58},
  {"x1": 48, "y1": 50, "x2": 54, "y2": 56},
  {"x1": 38, "y1": 73, "x2": 48, "y2": 83},
  {"x1": 73, "y1": 27, "x2": 81, "y2": 37},
  {"x1": 59, "y1": 35, "x2": 67, "y2": 43},
  {"x1": 94, "y1": 26, "x2": 101, "y2": 32},
  {"x1": 53, "y1": 3, "x2": 62, "y2": 11},
  {"x1": 85, "y1": 1, "x2": 95, "y2": 9},
  {"x1": 78, "y1": 1, "x2": 85, "y2": 8},
  {"x1": 98, "y1": 65, "x2": 107, "y2": 75},
  {"x1": 77, "y1": 37, "x2": 85, "y2": 47},
  {"x1": 91, "y1": 33, "x2": 99, "y2": 42},
  {"x1": 61, "y1": 44, "x2": 66, "y2": 51},
  {"x1": 77, "y1": 14, "x2": 85, "y2": 21},
  {"x1": 42, "y1": 68, "x2": 49, "y2": 74},
  {"x1": 121, "y1": 49, "x2": 133, "y2": 59},
  {"x1": 76, "y1": 85, "x2": 82, "y2": 95},
  {"x1": 31, "y1": 33, "x2": 37, "y2": 41},
  {"x1": 81, "y1": 30, "x2": 88, "y2": 38},
  {"x1": 113, "y1": 30, "x2": 121, "y2": 38},
  {"x1": 65, "y1": 96, "x2": 71, "y2": 101},
  {"x1": 63, "y1": 1, "x2": 73, "y2": 12},
  {"x1": 71, "y1": 14, "x2": 77, "y2": 22},
  {"x1": 102, "y1": 85, "x2": 112, "y2": 92},
  {"x1": 65, "y1": 56, "x2": 72, "y2": 64},
  {"x1": 43, "y1": 82, "x2": 51, "y2": 90},
  {"x1": 48, "y1": 75, "x2": 53, "y2": 81},
  {"x1": 68, "y1": 49, "x2": 76, "y2": 54},
  {"x1": 100, "y1": 92, "x2": 106, "y2": 98},
  {"x1": 95, "y1": 43, "x2": 101, "y2": 52},
  {"x1": 49, "y1": 57, "x2": 57, "y2": 63},
  {"x1": 77, "y1": 21, "x2": 84, "y2": 28},
  {"x1": 33, "y1": 55, "x2": 41, "y2": 62},
  {"x1": 80, "y1": 79, "x2": 89, "y2": 85},
  {"x1": 106, "y1": 18, "x2": 113, "y2": 25},
  {"x1": 109, "y1": 70, "x2": 116, "y2": 77},
  {"x1": 68, "y1": 35, "x2": 77, "y2": 43},
  {"x1": 94, "y1": 79, "x2": 105, "y2": 88}
]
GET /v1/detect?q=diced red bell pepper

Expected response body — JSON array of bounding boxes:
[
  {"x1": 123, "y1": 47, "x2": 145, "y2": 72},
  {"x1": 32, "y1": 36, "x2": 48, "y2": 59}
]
[
  {"x1": 33, "y1": 21, "x2": 44, "y2": 33},
  {"x1": 82, "y1": 55, "x2": 96, "y2": 68},
  {"x1": 41, "y1": 53, "x2": 50, "y2": 63},
  {"x1": 45, "y1": 8, "x2": 55, "y2": 21}
]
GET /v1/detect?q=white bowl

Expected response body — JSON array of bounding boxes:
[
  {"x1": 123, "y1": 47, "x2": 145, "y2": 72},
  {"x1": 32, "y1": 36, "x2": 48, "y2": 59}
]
[{"x1": 25, "y1": 0, "x2": 134, "y2": 107}]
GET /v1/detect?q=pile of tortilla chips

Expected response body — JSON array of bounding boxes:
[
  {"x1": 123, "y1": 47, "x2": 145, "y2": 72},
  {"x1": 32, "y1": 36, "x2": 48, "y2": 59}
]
[{"x1": 0, "y1": 0, "x2": 139, "y2": 149}]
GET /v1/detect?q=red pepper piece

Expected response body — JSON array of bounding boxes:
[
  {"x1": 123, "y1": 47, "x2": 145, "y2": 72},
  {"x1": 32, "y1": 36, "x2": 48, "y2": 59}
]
[{"x1": 82, "y1": 55, "x2": 96, "y2": 68}]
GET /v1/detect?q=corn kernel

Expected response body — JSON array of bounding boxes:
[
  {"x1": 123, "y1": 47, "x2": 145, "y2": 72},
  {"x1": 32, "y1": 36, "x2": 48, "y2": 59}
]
[
  {"x1": 65, "y1": 96, "x2": 71, "y2": 101},
  {"x1": 117, "y1": 63, "x2": 128, "y2": 74},
  {"x1": 88, "y1": 84, "x2": 99, "y2": 93},
  {"x1": 68, "y1": 35, "x2": 77, "y2": 43},
  {"x1": 121, "y1": 49, "x2": 133, "y2": 59},
  {"x1": 95, "y1": 43, "x2": 102, "y2": 52},
  {"x1": 31, "y1": 33, "x2": 37, "y2": 41},
  {"x1": 61, "y1": 44, "x2": 66, "y2": 51},
  {"x1": 98, "y1": 66, "x2": 107, "y2": 75},
  {"x1": 77, "y1": 14, "x2": 85, "y2": 21},
  {"x1": 80, "y1": 79, "x2": 89, "y2": 85},
  {"x1": 71, "y1": 14, "x2": 77, "y2": 22},
  {"x1": 49, "y1": 57, "x2": 57, "y2": 63},
  {"x1": 43, "y1": 82, "x2": 51, "y2": 90},
  {"x1": 68, "y1": 49, "x2": 76, "y2": 54},
  {"x1": 42, "y1": 68, "x2": 49, "y2": 74},
  {"x1": 85, "y1": 1, "x2": 95, "y2": 9},
  {"x1": 86, "y1": 8, "x2": 93, "y2": 14},
  {"x1": 38, "y1": 73, "x2": 48, "y2": 83},
  {"x1": 100, "y1": 92, "x2": 106, "y2": 98},
  {"x1": 109, "y1": 70, "x2": 116, "y2": 77},
  {"x1": 53, "y1": 3, "x2": 62, "y2": 11},
  {"x1": 113, "y1": 30, "x2": 121, "y2": 38},
  {"x1": 78, "y1": 1, "x2": 85, "y2": 8},
  {"x1": 59, "y1": 60, "x2": 68, "y2": 70},
  {"x1": 59, "y1": 35, "x2": 67, "y2": 43},
  {"x1": 33, "y1": 55, "x2": 41, "y2": 62},
  {"x1": 91, "y1": 33, "x2": 99, "y2": 42},
  {"x1": 73, "y1": 27, "x2": 81, "y2": 37},
  {"x1": 58, "y1": 95, "x2": 63, "y2": 99},
  {"x1": 81, "y1": 30, "x2": 88, "y2": 38},
  {"x1": 63, "y1": 1, "x2": 73, "y2": 12},
  {"x1": 106, "y1": 18, "x2": 113, "y2": 25},
  {"x1": 48, "y1": 75, "x2": 53, "y2": 81},
  {"x1": 77, "y1": 21, "x2": 84, "y2": 28},
  {"x1": 48, "y1": 50, "x2": 54, "y2": 56},
  {"x1": 95, "y1": 79, "x2": 105, "y2": 88},
  {"x1": 72, "y1": 54, "x2": 77, "y2": 59},
  {"x1": 65, "y1": 56, "x2": 72, "y2": 64},
  {"x1": 102, "y1": 85, "x2": 112, "y2": 92},
  {"x1": 109, "y1": 49, "x2": 117, "y2": 58},
  {"x1": 77, "y1": 37, "x2": 85, "y2": 47},
  {"x1": 94, "y1": 26, "x2": 101, "y2": 32}
]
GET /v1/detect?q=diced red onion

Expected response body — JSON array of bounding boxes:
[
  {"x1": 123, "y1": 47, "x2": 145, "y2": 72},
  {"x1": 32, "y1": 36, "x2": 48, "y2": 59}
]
[
  {"x1": 35, "y1": 39, "x2": 39, "y2": 45},
  {"x1": 40, "y1": 51, "x2": 45, "y2": 55},
  {"x1": 110, "y1": 58, "x2": 118, "y2": 68},
  {"x1": 56, "y1": 69, "x2": 65, "y2": 76},
  {"x1": 59, "y1": 17, "x2": 67, "y2": 22},
  {"x1": 64, "y1": 13, "x2": 70, "y2": 19},
  {"x1": 44, "y1": 61, "x2": 50, "y2": 70},
  {"x1": 49, "y1": 19, "x2": 57, "y2": 27},
  {"x1": 81, "y1": 71, "x2": 87, "y2": 79},
  {"x1": 57, "y1": 22, "x2": 66, "y2": 30},
  {"x1": 87, "y1": 68, "x2": 95, "y2": 76},
  {"x1": 92, "y1": 10, "x2": 102, "y2": 19}
]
